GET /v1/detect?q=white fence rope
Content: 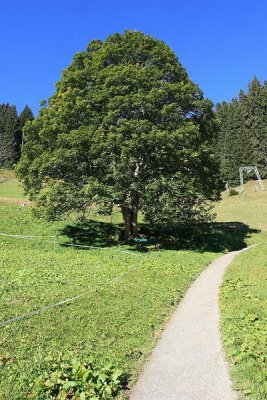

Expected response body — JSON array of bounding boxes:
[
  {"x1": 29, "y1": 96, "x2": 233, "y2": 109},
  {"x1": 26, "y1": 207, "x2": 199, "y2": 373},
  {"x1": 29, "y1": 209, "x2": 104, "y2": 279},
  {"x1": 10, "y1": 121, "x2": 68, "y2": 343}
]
[
  {"x1": 0, "y1": 295, "x2": 82, "y2": 328},
  {"x1": 0, "y1": 257, "x2": 147, "y2": 328},
  {"x1": 0, "y1": 232, "x2": 54, "y2": 239},
  {"x1": 0, "y1": 232, "x2": 56, "y2": 250},
  {"x1": 0, "y1": 232, "x2": 142, "y2": 256},
  {"x1": 116, "y1": 249, "x2": 142, "y2": 256},
  {"x1": 64, "y1": 242, "x2": 142, "y2": 256},
  {"x1": 63, "y1": 243, "x2": 110, "y2": 250}
]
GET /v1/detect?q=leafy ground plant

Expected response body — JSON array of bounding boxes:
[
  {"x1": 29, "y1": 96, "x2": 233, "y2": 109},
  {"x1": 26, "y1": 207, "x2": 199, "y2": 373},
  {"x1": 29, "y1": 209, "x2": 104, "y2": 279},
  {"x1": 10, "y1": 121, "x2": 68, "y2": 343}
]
[{"x1": 31, "y1": 354, "x2": 126, "y2": 400}]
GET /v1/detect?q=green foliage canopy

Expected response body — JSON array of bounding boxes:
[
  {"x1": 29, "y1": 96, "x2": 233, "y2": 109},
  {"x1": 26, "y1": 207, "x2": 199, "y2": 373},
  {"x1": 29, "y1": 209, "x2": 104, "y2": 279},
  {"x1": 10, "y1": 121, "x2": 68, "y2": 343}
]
[{"x1": 17, "y1": 31, "x2": 221, "y2": 238}]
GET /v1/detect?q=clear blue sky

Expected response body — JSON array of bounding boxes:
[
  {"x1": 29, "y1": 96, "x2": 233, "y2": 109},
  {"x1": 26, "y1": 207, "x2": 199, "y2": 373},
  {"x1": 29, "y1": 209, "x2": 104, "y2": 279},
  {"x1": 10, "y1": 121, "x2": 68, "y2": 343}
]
[{"x1": 1, "y1": 0, "x2": 267, "y2": 115}]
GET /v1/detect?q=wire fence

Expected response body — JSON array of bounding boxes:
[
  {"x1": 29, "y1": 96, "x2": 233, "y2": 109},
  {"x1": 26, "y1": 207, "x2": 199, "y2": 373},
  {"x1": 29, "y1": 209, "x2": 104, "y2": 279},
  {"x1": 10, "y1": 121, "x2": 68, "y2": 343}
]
[
  {"x1": 0, "y1": 231, "x2": 143, "y2": 256},
  {"x1": 0, "y1": 232, "x2": 57, "y2": 251},
  {"x1": 0, "y1": 255, "x2": 147, "y2": 328},
  {"x1": 0, "y1": 228, "x2": 152, "y2": 329}
]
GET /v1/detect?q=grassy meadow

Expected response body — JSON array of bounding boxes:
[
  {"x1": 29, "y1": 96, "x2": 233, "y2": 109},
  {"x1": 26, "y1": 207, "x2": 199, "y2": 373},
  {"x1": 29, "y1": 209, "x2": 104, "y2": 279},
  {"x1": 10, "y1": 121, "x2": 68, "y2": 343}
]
[
  {"x1": 0, "y1": 171, "x2": 266, "y2": 399},
  {"x1": 0, "y1": 170, "x2": 25, "y2": 203},
  {"x1": 216, "y1": 179, "x2": 267, "y2": 232},
  {"x1": 0, "y1": 172, "x2": 220, "y2": 399},
  {"x1": 215, "y1": 181, "x2": 267, "y2": 399}
]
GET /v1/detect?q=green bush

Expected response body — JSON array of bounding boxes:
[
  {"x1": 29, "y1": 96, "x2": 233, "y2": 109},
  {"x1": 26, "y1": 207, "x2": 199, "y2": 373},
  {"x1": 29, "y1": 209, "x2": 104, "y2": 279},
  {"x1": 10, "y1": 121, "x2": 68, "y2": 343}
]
[
  {"x1": 31, "y1": 354, "x2": 127, "y2": 400},
  {"x1": 228, "y1": 188, "x2": 239, "y2": 196}
]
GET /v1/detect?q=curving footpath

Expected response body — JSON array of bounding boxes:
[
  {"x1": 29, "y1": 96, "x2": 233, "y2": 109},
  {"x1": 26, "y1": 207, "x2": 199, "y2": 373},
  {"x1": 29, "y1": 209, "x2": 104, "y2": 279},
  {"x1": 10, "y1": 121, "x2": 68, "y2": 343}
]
[{"x1": 130, "y1": 249, "x2": 250, "y2": 400}]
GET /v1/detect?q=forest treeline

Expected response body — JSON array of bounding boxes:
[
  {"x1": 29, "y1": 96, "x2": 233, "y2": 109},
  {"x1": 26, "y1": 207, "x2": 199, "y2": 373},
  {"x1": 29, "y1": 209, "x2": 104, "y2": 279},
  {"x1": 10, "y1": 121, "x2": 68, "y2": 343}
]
[
  {"x1": 0, "y1": 104, "x2": 33, "y2": 167},
  {"x1": 216, "y1": 77, "x2": 267, "y2": 185}
]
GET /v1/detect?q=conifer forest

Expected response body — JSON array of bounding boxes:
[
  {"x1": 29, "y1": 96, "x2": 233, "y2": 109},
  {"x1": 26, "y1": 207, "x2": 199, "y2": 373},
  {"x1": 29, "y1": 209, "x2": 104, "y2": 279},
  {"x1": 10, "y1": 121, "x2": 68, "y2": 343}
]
[{"x1": 216, "y1": 77, "x2": 267, "y2": 185}]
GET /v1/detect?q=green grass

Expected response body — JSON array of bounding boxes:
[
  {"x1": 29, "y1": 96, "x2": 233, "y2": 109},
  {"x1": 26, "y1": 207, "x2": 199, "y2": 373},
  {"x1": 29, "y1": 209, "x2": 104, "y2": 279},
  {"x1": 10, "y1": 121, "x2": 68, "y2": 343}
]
[
  {"x1": 0, "y1": 203, "x2": 218, "y2": 399},
  {"x1": 0, "y1": 169, "x2": 25, "y2": 202},
  {"x1": 1, "y1": 173, "x2": 266, "y2": 399},
  {"x1": 216, "y1": 179, "x2": 267, "y2": 232},
  {"x1": 0, "y1": 179, "x2": 24, "y2": 199},
  {"x1": 220, "y1": 244, "x2": 267, "y2": 399},
  {"x1": 215, "y1": 181, "x2": 267, "y2": 399}
]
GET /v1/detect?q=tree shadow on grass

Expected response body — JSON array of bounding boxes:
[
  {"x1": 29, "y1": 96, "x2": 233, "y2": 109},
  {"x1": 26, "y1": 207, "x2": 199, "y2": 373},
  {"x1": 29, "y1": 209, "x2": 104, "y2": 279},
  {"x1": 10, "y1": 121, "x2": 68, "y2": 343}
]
[
  {"x1": 60, "y1": 219, "x2": 124, "y2": 248},
  {"x1": 60, "y1": 219, "x2": 259, "y2": 253},
  {"x1": 139, "y1": 221, "x2": 259, "y2": 252}
]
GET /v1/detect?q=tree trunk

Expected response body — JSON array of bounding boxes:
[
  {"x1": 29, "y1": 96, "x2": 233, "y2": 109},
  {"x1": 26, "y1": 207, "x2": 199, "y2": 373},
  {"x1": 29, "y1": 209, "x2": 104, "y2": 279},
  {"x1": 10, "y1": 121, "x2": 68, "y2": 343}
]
[
  {"x1": 130, "y1": 207, "x2": 139, "y2": 237},
  {"x1": 121, "y1": 206, "x2": 131, "y2": 241},
  {"x1": 121, "y1": 205, "x2": 139, "y2": 241}
]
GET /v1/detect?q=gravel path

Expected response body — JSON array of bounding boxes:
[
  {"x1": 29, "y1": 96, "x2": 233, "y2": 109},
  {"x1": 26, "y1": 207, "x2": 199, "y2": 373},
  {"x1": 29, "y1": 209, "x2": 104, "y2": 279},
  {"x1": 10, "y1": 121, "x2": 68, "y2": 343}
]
[{"x1": 130, "y1": 249, "x2": 248, "y2": 400}]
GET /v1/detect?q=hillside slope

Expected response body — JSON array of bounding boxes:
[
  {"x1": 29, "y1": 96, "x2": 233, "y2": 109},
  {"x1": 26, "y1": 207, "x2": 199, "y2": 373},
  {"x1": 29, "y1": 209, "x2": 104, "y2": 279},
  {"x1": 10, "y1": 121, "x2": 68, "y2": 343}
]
[{"x1": 215, "y1": 182, "x2": 267, "y2": 399}]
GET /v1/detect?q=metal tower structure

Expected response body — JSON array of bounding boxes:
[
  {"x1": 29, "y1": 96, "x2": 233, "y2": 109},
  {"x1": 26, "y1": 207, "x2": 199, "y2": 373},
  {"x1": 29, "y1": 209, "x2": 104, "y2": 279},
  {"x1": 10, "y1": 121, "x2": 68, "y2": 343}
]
[{"x1": 239, "y1": 166, "x2": 265, "y2": 192}]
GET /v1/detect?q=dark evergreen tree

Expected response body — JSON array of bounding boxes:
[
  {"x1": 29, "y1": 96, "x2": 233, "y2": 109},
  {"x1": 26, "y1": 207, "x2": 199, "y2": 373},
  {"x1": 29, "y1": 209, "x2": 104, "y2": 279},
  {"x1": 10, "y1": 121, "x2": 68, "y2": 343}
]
[
  {"x1": 238, "y1": 88, "x2": 255, "y2": 167},
  {"x1": 19, "y1": 105, "x2": 34, "y2": 128},
  {"x1": 216, "y1": 101, "x2": 232, "y2": 182},
  {"x1": 17, "y1": 105, "x2": 34, "y2": 156},
  {"x1": 216, "y1": 99, "x2": 244, "y2": 184},
  {"x1": 0, "y1": 104, "x2": 19, "y2": 167},
  {"x1": 216, "y1": 77, "x2": 267, "y2": 185},
  {"x1": 245, "y1": 77, "x2": 267, "y2": 175}
]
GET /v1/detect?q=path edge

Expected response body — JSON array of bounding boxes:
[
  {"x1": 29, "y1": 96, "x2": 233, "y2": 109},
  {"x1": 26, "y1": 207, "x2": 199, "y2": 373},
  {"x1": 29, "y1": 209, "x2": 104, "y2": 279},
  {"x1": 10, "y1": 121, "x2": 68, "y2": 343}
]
[{"x1": 128, "y1": 245, "x2": 255, "y2": 400}]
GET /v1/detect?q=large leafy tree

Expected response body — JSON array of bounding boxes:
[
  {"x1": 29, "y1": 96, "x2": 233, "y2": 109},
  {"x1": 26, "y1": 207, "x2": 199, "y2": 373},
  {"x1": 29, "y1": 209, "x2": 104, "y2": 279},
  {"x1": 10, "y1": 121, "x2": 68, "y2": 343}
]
[{"x1": 17, "y1": 31, "x2": 222, "y2": 239}]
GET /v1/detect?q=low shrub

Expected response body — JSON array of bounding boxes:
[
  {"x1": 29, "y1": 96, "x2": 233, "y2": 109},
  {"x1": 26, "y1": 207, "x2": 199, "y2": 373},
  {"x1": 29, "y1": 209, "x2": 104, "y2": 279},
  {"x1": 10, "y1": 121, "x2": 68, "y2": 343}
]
[
  {"x1": 30, "y1": 354, "x2": 127, "y2": 399},
  {"x1": 228, "y1": 188, "x2": 239, "y2": 196}
]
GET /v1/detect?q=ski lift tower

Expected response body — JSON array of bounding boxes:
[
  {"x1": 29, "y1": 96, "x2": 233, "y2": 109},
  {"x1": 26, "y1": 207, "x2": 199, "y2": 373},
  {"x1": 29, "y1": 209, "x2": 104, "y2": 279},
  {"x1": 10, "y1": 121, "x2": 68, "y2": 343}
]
[{"x1": 239, "y1": 166, "x2": 265, "y2": 193}]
